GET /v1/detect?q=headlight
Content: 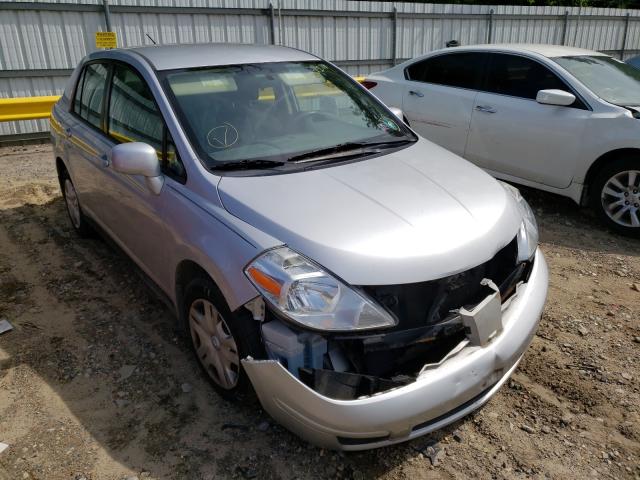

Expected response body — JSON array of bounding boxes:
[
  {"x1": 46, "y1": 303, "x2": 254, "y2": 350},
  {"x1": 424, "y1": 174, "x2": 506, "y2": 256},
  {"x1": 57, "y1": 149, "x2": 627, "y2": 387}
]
[
  {"x1": 501, "y1": 182, "x2": 539, "y2": 262},
  {"x1": 244, "y1": 246, "x2": 397, "y2": 331}
]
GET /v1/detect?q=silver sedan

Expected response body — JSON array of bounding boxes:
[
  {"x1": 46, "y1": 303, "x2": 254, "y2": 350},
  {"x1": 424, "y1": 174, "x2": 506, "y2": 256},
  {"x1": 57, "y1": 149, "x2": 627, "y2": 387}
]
[{"x1": 51, "y1": 43, "x2": 547, "y2": 450}]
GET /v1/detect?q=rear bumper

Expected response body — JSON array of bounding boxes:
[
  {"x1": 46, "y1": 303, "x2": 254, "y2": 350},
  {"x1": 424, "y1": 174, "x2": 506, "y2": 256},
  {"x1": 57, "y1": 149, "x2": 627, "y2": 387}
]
[{"x1": 243, "y1": 250, "x2": 548, "y2": 450}]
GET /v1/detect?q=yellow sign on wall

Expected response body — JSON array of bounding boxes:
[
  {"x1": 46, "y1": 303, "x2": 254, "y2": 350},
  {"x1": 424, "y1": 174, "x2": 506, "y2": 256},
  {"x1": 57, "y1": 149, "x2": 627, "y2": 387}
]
[{"x1": 95, "y1": 31, "x2": 117, "y2": 49}]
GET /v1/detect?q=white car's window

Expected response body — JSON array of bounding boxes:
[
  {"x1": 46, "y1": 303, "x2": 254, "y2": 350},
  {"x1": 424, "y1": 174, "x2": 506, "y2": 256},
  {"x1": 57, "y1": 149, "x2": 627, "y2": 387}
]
[
  {"x1": 555, "y1": 55, "x2": 640, "y2": 106},
  {"x1": 484, "y1": 54, "x2": 569, "y2": 100},
  {"x1": 161, "y1": 61, "x2": 413, "y2": 167},
  {"x1": 404, "y1": 52, "x2": 486, "y2": 90},
  {"x1": 74, "y1": 63, "x2": 108, "y2": 129}
]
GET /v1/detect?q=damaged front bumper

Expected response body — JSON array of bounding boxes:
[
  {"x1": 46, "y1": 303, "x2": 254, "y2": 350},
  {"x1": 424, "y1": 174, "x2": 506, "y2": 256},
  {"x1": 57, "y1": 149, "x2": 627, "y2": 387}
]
[{"x1": 242, "y1": 249, "x2": 548, "y2": 450}]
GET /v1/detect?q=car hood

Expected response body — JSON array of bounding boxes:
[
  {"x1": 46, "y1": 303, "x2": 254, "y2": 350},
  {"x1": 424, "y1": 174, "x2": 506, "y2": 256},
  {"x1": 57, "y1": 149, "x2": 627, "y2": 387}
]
[{"x1": 218, "y1": 139, "x2": 523, "y2": 285}]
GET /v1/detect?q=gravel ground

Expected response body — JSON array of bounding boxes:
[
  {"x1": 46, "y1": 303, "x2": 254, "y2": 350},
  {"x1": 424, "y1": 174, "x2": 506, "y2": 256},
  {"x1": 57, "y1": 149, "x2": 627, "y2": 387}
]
[{"x1": 0, "y1": 144, "x2": 639, "y2": 480}]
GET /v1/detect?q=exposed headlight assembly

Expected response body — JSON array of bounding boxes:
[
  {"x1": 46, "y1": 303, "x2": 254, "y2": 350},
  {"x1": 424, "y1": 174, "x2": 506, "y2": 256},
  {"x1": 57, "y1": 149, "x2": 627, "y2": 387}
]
[
  {"x1": 244, "y1": 246, "x2": 397, "y2": 332},
  {"x1": 501, "y1": 182, "x2": 539, "y2": 262}
]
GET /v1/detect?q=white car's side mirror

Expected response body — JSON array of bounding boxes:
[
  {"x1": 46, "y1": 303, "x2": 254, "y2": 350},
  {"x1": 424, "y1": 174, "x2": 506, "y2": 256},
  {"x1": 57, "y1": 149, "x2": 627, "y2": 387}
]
[
  {"x1": 536, "y1": 89, "x2": 576, "y2": 107},
  {"x1": 388, "y1": 106, "x2": 410, "y2": 127},
  {"x1": 111, "y1": 142, "x2": 164, "y2": 195}
]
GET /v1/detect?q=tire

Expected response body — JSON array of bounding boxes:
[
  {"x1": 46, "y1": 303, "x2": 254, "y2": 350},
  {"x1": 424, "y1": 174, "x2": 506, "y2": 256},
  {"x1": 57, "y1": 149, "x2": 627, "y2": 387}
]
[
  {"x1": 183, "y1": 276, "x2": 264, "y2": 399},
  {"x1": 591, "y1": 157, "x2": 640, "y2": 238},
  {"x1": 59, "y1": 168, "x2": 92, "y2": 237}
]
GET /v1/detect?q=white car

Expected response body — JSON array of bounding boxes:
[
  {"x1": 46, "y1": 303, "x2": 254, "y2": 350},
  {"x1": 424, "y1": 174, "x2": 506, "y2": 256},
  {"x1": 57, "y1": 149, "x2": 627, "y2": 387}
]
[{"x1": 363, "y1": 44, "x2": 640, "y2": 236}]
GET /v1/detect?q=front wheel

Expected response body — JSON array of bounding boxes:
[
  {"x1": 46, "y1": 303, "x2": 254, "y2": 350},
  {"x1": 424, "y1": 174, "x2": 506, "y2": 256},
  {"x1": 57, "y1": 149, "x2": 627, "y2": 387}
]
[
  {"x1": 591, "y1": 158, "x2": 640, "y2": 237},
  {"x1": 183, "y1": 277, "x2": 264, "y2": 399}
]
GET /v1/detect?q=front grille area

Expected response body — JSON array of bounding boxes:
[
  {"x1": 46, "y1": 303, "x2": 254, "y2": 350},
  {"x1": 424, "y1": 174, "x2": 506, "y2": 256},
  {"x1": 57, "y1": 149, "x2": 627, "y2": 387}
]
[
  {"x1": 299, "y1": 236, "x2": 533, "y2": 398},
  {"x1": 362, "y1": 235, "x2": 523, "y2": 331}
]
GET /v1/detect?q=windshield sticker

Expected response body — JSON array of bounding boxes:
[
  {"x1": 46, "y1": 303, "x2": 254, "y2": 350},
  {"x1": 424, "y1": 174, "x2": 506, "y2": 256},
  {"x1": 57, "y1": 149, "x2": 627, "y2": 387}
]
[
  {"x1": 381, "y1": 118, "x2": 400, "y2": 132},
  {"x1": 207, "y1": 123, "x2": 239, "y2": 149}
]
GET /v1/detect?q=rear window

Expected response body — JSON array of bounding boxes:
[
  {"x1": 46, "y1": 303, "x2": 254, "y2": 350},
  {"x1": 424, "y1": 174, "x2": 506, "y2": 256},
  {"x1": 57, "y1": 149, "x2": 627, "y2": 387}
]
[
  {"x1": 405, "y1": 53, "x2": 486, "y2": 90},
  {"x1": 74, "y1": 63, "x2": 108, "y2": 129}
]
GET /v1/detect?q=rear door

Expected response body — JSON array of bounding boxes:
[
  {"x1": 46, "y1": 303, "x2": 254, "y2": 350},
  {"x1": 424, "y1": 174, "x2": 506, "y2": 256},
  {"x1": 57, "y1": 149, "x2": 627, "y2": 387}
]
[
  {"x1": 66, "y1": 62, "x2": 113, "y2": 221},
  {"x1": 401, "y1": 52, "x2": 486, "y2": 156},
  {"x1": 465, "y1": 53, "x2": 591, "y2": 189}
]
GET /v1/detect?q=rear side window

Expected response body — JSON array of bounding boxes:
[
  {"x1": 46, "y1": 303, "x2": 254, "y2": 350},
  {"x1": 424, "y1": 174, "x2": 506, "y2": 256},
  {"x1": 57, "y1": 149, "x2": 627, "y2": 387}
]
[
  {"x1": 74, "y1": 63, "x2": 108, "y2": 129},
  {"x1": 108, "y1": 64, "x2": 163, "y2": 151},
  {"x1": 405, "y1": 53, "x2": 486, "y2": 90},
  {"x1": 484, "y1": 54, "x2": 568, "y2": 100}
]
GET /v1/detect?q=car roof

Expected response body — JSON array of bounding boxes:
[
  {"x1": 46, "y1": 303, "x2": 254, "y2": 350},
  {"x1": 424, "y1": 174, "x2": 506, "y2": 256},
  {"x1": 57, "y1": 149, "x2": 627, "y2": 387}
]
[
  {"x1": 121, "y1": 43, "x2": 319, "y2": 70},
  {"x1": 429, "y1": 43, "x2": 607, "y2": 58}
]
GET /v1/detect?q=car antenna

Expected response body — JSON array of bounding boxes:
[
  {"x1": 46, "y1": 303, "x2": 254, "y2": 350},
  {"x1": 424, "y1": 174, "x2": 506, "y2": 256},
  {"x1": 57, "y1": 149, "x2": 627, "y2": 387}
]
[{"x1": 145, "y1": 33, "x2": 157, "y2": 45}]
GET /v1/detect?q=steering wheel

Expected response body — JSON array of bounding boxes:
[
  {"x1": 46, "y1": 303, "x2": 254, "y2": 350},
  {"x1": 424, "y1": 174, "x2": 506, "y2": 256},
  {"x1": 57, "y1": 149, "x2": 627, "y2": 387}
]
[{"x1": 252, "y1": 96, "x2": 290, "y2": 134}]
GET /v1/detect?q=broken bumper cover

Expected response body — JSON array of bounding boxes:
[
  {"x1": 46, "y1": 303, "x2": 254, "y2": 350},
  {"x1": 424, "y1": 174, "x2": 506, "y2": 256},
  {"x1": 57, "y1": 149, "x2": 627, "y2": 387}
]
[{"x1": 242, "y1": 249, "x2": 548, "y2": 450}]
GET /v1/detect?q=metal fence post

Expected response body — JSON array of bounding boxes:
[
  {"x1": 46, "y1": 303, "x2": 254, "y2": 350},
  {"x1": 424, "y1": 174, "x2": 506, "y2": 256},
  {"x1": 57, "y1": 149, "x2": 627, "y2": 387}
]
[
  {"x1": 392, "y1": 6, "x2": 398, "y2": 66},
  {"x1": 268, "y1": 2, "x2": 276, "y2": 45},
  {"x1": 620, "y1": 12, "x2": 631, "y2": 60},
  {"x1": 487, "y1": 9, "x2": 494, "y2": 44},
  {"x1": 102, "y1": 0, "x2": 112, "y2": 32},
  {"x1": 561, "y1": 10, "x2": 569, "y2": 45}
]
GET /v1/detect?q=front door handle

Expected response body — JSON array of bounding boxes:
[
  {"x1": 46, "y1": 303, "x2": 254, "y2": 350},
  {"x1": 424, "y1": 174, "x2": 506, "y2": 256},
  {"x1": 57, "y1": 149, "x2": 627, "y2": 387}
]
[
  {"x1": 409, "y1": 90, "x2": 424, "y2": 98},
  {"x1": 100, "y1": 154, "x2": 110, "y2": 168},
  {"x1": 65, "y1": 127, "x2": 72, "y2": 138},
  {"x1": 475, "y1": 105, "x2": 496, "y2": 114}
]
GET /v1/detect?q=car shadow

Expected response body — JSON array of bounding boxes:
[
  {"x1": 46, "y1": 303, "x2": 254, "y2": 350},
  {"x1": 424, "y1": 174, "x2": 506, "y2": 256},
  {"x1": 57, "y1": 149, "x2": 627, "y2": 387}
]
[{"x1": 0, "y1": 197, "x2": 456, "y2": 479}]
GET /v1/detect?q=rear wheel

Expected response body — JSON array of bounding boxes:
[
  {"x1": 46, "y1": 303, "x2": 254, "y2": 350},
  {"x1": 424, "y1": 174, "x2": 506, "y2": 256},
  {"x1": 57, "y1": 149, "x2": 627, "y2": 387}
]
[
  {"x1": 591, "y1": 157, "x2": 640, "y2": 237},
  {"x1": 183, "y1": 277, "x2": 263, "y2": 399},
  {"x1": 60, "y1": 169, "x2": 92, "y2": 237}
]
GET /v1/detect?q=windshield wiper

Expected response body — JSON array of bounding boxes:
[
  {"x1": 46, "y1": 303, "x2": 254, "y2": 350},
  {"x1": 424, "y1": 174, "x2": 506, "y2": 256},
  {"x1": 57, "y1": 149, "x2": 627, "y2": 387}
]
[
  {"x1": 288, "y1": 138, "x2": 414, "y2": 163},
  {"x1": 212, "y1": 159, "x2": 285, "y2": 171}
]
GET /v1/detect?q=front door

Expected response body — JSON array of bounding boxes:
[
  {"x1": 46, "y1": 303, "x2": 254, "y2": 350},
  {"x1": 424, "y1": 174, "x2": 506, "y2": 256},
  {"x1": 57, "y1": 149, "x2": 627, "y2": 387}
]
[
  {"x1": 465, "y1": 53, "x2": 591, "y2": 189},
  {"x1": 99, "y1": 62, "x2": 184, "y2": 288}
]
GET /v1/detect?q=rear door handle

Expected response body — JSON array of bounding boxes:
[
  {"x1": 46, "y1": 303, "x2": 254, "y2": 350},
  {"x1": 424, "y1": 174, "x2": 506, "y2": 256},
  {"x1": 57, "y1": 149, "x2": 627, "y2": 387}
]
[
  {"x1": 100, "y1": 153, "x2": 110, "y2": 168},
  {"x1": 65, "y1": 127, "x2": 72, "y2": 138},
  {"x1": 409, "y1": 90, "x2": 424, "y2": 97},
  {"x1": 475, "y1": 105, "x2": 496, "y2": 114}
]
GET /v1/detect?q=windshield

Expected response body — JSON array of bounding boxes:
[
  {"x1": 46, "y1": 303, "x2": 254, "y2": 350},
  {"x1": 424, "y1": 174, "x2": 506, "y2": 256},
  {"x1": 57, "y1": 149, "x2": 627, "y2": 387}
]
[
  {"x1": 554, "y1": 55, "x2": 640, "y2": 106},
  {"x1": 161, "y1": 61, "x2": 413, "y2": 168}
]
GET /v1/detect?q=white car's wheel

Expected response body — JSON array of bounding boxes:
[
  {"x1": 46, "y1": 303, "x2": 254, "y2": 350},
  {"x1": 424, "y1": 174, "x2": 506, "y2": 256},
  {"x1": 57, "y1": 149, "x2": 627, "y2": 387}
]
[{"x1": 592, "y1": 158, "x2": 640, "y2": 237}]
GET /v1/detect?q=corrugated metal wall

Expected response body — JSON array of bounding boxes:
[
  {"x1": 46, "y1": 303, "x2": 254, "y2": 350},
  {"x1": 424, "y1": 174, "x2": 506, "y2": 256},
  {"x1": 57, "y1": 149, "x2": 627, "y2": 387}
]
[{"x1": 2, "y1": 0, "x2": 640, "y2": 137}]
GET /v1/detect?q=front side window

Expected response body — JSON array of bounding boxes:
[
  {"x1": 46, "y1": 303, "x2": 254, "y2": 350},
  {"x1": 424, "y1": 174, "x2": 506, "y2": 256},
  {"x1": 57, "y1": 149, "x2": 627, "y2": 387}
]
[
  {"x1": 485, "y1": 54, "x2": 568, "y2": 100},
  {"x1": 108, "y1": 64, "x2": 163, "y2": 151},
  {"x1": 554, "y1": 55, "x2": 640, "y2": 106},
  {"x1": 161, "y1": 61, "x2": 414, "y2": 168},
  {"x1": 107, "y1": 64, "x2": 186, "y2": 181},
  {"x1": 74, "y1": 63, "x2": 108, "y2": 128},
  {"x1": 405, "y1": 53, "x2": 486, "y2": 90}
]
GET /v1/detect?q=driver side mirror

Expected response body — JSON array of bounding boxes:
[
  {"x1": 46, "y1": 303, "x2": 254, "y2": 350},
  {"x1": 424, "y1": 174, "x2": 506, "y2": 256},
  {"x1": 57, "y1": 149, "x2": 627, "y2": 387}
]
[
  {"x1": 536, "y1": 89, "x2": 576, "y2": 107},
  {"x1": 111, "y1": 142, "x2": 164, "y2": 195}
]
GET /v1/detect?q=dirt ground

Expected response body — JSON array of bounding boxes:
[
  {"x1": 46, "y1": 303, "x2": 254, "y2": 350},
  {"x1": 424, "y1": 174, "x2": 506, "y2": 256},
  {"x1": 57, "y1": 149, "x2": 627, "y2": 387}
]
[{"x1": 0, "y1": 144, "x2": 638, "y2": 480}]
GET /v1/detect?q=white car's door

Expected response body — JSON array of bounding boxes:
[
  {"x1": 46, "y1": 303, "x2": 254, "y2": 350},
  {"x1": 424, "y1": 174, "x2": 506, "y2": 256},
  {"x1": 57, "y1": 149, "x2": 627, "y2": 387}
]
[
  {"x1": 399, "y1": 52, "x2": 486, "y2": 157},
  {"x1": 465, "y1": 53, "x2": 592, "y2": 189}
]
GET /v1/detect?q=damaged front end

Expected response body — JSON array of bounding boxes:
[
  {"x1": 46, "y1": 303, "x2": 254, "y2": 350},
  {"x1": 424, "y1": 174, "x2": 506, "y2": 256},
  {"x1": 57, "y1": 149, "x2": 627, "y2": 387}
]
[
  {"x1": 241, "y1": 245, "x2": 548, "y2": 450},
  {"x1": 248, "y1": 236, "x2": 531, "y2": 401}
]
